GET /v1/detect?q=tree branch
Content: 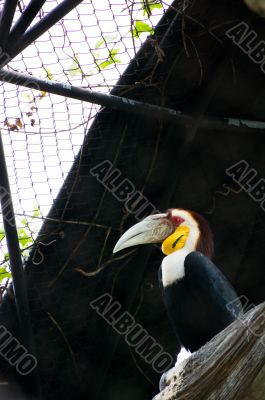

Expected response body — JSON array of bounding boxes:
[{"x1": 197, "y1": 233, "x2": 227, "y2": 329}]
[
  {"x1": 154, "y1": 302, "x2": 265, "y2": 400},
  {"x1": 244, "y1": 0, "x2": 265, "y2": 16}
]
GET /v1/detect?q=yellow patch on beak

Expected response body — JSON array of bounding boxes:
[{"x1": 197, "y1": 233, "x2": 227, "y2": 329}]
[{"x1": 161, "y1": 225, "x2": 190, "y2": 255}]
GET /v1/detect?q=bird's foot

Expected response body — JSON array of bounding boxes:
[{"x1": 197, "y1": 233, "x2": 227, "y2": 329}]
[
  {"x1": 159, "y1": 349, "x2": 191, "y2": 391},
  {"x1": 159, "y1": 365, "x2": 177, "y2": 391}
]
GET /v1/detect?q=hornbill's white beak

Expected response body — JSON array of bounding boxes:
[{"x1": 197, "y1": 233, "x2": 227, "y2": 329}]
[{"x1": 113, "y1": 213, "x2": 174, "y2": 253}]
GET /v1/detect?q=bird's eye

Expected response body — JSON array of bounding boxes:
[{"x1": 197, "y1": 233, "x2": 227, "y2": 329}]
[
  {"x1": 166, "y1": 209, "x2": 185, "y2": 227},
  {"x1": 171, "y1": 216, "x2": 185, "y2": 226}
]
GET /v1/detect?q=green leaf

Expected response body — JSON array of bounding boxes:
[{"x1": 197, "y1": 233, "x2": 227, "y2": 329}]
[
  {"x1": 95, "y1": 35, "x2": 117, "y2": 49},
  {"x1": 1, "y1": 205, "x2": 40, "y2": 286},
  {"x1": 97, "y1": 48, "x2": 121, "y2": 70},
  {"x1": 109, "y1": 49, "x2": 121, "y2": 63},
  {"x1": 141, "y1": 0, "x2": 162, "y2": 16},
  {"x1": 93, "y1": 36, "x2": 121, "y2": 73},
  {"x1": 98, "y1": 61, "x2": 111, "y2": 69},
  {"x1": 20, "y1": 218, "x2": 27, "y2": 226},
  {"x1": 95, "y1": 38, "x2": 105, "y2": 49},
  {"x1": 33, "y1": 204, "x2": 40, "y2": 217},
  {"x1": 0, "y1": 267, "x2": 12, "y2": 282},
  {"x1": 132, "y1": 20, "x2": 154, "y2": 38},
  {"x1": 67, "y1": 54, "x2": 83, "y2": 78},
  {"x1": 18, "y1": 227, "x2": 32, "y2": 248},
  {"x1": 44, "y1": 68, "x2": 54, "y2": 80}
]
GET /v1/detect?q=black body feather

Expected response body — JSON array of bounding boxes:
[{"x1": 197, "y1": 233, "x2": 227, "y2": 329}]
[{"x1": 159, "y1": 251, "x2": 242, "y2": 352}]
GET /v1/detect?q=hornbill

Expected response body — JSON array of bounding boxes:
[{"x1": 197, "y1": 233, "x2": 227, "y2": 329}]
[{"x1": 113, "y1": 208, "x2": 242, "y2": 353}]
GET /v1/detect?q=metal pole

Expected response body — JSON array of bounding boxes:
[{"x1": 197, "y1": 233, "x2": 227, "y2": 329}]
[
  {"x1": 0, "y1": 133, "x2": 34, "y2": 352},
  {"x1": 3, "y1": 0, "x2": 84, "y2": 64},
  {"x1": 0, "y1": 132, "x2": 41, "y2": 397},
  {"x1": 8, "y1": 0, "x2": 46, "y2": 48},
  {"x1": 0, "y1": 0, "x2": 18, "y2": 49},
  {"x1": 0, "y1": 68, "x2": 265, "y2": 133}
]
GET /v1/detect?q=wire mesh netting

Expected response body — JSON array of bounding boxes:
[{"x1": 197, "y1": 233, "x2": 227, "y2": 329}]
[{"x1": 0, "y1": 0, "x2": 173, "y2": 293}]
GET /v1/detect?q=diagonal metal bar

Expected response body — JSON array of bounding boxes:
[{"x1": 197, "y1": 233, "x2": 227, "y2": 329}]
[
  {"x1": 0, "y1": 132, "x2": 32, "y2": 347},
  {"x1": 0, "y1": 131, "x2": 41, "y2": 396},
  {"x1": 8, "y1": 0, "x2": 46, "y2": 48},
  {"x1": 1, "y1": 0, "x2": 83, "y2": 68},
  {"x1": 0, "y1": 68, "x2": 265, "y2": 133},
  {"x1": 0, "y1": 0, "x2": 18, "y2": 49}
]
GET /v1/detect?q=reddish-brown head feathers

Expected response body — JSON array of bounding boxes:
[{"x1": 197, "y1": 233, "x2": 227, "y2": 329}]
[
  {"x1": 166, "y1": 208, "x2": 214, "y2": 259},
  {"x1": 189, "y1": 210, "x2": 214, "y2": 259}
]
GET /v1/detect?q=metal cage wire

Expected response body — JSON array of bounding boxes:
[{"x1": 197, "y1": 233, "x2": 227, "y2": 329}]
[{"x1": 0, "y1": 0, "x2": 170, "y2": 278}]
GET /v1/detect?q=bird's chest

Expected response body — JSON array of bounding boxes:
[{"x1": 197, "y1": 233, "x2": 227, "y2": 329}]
[{"x1": 161, "y1": 250, "x2": 188, "y2": 287}]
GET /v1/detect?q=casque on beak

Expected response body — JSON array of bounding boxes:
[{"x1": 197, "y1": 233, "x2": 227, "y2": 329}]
[{"x1": 113, "y1": 213, "x2": 175, "y2": 253}]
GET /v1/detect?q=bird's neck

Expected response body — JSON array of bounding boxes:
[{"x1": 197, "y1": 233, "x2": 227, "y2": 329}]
[{"x1": 161, "y1": 248, "x2": 190, "y2": 287}]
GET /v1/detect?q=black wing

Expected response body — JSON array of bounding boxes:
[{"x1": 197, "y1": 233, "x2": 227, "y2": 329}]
[{"x1": 184, "y1": 251, "x2": 243, "y2": 321}]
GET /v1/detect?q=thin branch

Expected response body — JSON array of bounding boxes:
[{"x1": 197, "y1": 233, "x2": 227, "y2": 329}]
[
  {"x1": 46, "y1": 311, "x2": 79, "y2": 380},
  {"x1": 75, "y1": 249, "x2": 137, "y2": 277},
  {"x1": 15, "y1": 213, "x2": 120, "y2": 231}
]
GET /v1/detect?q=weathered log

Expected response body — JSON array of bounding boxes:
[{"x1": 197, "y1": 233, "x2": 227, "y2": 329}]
[
  {"x1": 154, "y1": 302, "x2": 265, "y2": 400},
  {"x1": 244, "y1": 0, "x2": 265, "y2": 16}
]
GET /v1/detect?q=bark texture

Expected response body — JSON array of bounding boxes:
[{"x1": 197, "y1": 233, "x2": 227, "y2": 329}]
[
  {"x1": 154, "y1": 303, "x2": 265, "y2": 400},
  {"x1": 244, "y1": 0, "x2": 265, "y2": 16}
]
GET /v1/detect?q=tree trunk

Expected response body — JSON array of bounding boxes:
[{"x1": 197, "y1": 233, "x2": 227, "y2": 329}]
[
  {"x1": 244, "y1": 0, "x2": 265, "y2": 16},
  {"x1": 154, "y1": 303, "x2": 265, "y2": 400}
]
